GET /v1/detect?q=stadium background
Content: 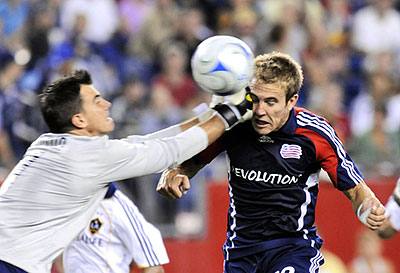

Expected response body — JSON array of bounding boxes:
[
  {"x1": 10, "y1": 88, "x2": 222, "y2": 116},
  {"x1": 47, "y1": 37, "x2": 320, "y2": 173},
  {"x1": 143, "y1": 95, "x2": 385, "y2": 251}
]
[{"x1": 1, "y1": 0, "x2": 400, "y2": 272}]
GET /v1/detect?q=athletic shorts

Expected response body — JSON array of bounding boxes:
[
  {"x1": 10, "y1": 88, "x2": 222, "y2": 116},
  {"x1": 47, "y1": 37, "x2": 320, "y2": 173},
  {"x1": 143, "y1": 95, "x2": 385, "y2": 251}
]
[
  {"x1": 0, "y1": 260, "x2": 28, "y2": 273},
  {"x1": 223, "y1": 242, "x2": 324, "y2": 273}
]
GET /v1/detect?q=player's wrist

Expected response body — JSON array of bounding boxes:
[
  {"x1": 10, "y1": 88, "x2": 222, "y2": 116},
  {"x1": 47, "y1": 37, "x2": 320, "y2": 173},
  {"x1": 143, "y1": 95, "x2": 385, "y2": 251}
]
[
  {"x1": 212, "y1": 95, "x2": 252, "y2": 130},
  {"x1": 212, "y1": 103, "x2": 241, "y2": 130},
  {"x1": 193, "y1": 103, "x2": 214, "y2": 123},
  {"x1": 356, "y1": 203, "x2": 369, "y2": 225}
]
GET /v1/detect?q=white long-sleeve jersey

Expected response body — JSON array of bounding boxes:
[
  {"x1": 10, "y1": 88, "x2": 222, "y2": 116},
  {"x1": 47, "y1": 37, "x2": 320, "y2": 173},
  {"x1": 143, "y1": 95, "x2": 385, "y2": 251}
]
[{"x1": 0, "y1": 126, "x2": 207, "y2": 273}]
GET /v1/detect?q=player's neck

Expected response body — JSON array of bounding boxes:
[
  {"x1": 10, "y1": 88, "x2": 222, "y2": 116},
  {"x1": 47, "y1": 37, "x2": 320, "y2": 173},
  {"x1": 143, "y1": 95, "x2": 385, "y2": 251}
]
[{"x1": 68, "y1": 128, "x2": 100, "y2": 137}]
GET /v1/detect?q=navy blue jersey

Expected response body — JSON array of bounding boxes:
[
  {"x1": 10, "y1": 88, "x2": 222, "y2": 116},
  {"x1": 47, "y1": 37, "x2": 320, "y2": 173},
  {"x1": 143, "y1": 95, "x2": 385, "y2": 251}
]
[{"x1": 197, "y1": 107, "x2": 363, "y2": 260}]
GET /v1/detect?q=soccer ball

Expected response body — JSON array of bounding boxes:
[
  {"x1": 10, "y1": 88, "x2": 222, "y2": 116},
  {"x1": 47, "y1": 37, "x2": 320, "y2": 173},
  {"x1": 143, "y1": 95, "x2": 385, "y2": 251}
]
[{"x1": 191, "y1": 35, "x2": 254, "y2": 96}]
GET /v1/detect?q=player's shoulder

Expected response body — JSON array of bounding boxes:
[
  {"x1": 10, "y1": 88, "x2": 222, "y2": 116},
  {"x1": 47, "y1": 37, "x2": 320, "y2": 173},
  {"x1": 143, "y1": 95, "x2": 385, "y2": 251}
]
[
  {"x1": 228, "y1": 120, "x2": 255, "y2": 136},
  {"x1": 34, "y1": 133, "x2": 109, "y2": 145},
  {"x1": 31, "y1": 133, "x2": 110, "y2": 157},
  {"x1": 294, "y1": 107, "x2": 332, "y2": 129}
]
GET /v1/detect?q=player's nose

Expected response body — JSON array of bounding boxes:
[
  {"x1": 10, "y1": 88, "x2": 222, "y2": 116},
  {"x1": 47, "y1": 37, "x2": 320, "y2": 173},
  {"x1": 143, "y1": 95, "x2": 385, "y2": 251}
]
[
  {"x1": 103, "y1": 99, "x2": 112, "y2": 109},
  {"x1": 253, "y1": 102, "x2": 266, "y2": 116}
]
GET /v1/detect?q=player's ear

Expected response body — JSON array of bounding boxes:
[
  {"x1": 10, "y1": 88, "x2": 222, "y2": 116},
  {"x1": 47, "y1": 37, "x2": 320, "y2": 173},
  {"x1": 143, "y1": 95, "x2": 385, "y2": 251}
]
[
  {"x1": 71, "y1": 113, "x2": 87, "y2": 129},
  {"x1": 287, "y1": 94, "x2": 298, "y2": 110}
]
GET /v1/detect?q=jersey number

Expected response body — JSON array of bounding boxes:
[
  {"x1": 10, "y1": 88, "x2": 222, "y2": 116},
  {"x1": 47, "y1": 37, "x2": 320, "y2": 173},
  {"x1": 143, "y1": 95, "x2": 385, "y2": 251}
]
[{"x1": 275, "y1": 266, "x2": 295, "y2": 273}]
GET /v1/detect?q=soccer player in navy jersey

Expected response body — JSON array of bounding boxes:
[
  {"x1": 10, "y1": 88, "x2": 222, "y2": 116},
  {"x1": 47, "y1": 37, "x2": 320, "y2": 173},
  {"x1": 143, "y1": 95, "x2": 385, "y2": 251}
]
[{"x1": 157, "y1": 52, "x2": 386, "y2": 273}]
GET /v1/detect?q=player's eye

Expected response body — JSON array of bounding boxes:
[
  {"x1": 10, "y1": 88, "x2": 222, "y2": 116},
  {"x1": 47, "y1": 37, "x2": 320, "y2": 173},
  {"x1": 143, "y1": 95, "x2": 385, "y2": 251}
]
[{"x1": 264, "y1": 99, "x2": 277, "y2": 106}]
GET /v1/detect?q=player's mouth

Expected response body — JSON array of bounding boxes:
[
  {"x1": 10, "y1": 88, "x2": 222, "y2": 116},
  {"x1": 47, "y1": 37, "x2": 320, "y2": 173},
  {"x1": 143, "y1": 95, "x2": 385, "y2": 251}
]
[
  {"x1": 106, "y1": 112, "x2": 113, "y2": 122},
  {"x1": 254, "y1": 119, "x2": 271, "y2": 128}
]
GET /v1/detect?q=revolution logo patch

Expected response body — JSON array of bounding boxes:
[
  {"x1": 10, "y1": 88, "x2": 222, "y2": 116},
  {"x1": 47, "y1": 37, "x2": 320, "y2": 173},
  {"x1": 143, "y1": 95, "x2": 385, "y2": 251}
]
[{"x1": 280, "y1": 144, "x2": 302, "y2": 159}]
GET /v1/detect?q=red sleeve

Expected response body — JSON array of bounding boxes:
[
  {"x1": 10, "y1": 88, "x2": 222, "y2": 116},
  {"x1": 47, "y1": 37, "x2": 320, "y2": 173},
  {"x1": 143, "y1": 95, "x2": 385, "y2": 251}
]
[{"x1": 296, "y1": 128, "x2": 339, "y2": 187}]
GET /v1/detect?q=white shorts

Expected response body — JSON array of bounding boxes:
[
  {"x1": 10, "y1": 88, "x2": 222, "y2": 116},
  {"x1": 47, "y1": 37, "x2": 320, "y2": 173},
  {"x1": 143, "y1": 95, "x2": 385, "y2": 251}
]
[{"x1": 63, "y1": 190, "x2": 169, "y2": 273}]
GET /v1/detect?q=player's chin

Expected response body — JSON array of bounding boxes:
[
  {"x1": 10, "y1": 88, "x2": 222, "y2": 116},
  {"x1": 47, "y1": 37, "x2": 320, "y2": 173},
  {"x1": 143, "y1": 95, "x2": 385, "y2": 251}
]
[
  {"x1": 105, "y1": 118, "x2": 115, "y2": 132},
  {"x1": 252, "y1": 121, "x2": 272, "y2": 135}
]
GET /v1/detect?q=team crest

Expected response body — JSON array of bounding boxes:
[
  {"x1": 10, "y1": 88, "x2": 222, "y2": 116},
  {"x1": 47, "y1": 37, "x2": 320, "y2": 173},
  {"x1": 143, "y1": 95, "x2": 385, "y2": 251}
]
[
  {"x1": 280, "y1": 144, "x2": 302, "y2": 159},
  {"x1": 89, "y1": 218, "x2": 103, "y2": 234}
]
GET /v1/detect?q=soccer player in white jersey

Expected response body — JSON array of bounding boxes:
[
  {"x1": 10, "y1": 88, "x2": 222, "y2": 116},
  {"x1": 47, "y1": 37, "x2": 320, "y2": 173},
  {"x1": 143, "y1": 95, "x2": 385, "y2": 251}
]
[
  {"x1": 0, "y1": 69, "x2": 250, "y2": 273},
  {"x1": 63, "y1": 184, "x2": 168, "y2": 273},
  {"x1": 378, "y1": 178, "x2": 400, "y2": 239}
]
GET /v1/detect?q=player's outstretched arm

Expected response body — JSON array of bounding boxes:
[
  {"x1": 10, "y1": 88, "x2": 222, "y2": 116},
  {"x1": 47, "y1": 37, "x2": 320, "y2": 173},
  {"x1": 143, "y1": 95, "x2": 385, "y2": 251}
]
[
  {"x1": 343, "y1": 181, "x2": 386, "y2": 230},
  {"x1": 156, "y1": 91, "x2": 250, "y2": 199},
  {"x1": 139, "y1": 88, "x2": 250, "y2": 143}
]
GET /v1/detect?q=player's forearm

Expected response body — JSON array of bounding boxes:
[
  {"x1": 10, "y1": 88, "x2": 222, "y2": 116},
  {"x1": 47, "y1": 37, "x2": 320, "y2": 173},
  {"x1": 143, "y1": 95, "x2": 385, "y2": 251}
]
[
  {"x1": 344, "y1": 181, "x2": 386, "y2": 229},
  {"x1": 344, "y1": 182, "x2": 377, "y2": 212},
  {"x1": 179, "y1": 157, "x2": 206, "y2": 179},
  {"x1": 145, "y1": 105, "x2": 234, "y2": 142},
  {"x1": 143, "y1": 117, "x2": 200, "y2": 140},
  {"x1": 150, "y1": 115, "x2": 224, "y2": 169},
  {"x1": 198, "y1": 114, "x2": 226, "y2": 145}
]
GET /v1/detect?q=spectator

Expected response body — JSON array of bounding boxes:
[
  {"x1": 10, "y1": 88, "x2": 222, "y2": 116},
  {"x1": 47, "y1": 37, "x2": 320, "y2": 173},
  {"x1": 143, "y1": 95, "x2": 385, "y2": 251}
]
[
  {"x1": 110, "y1": 77, "x2": 148, "y2": 139},
  {"x1": 350, "y1": 71, "x2": 397, "y2": 137},
  {"x1": 118, "y1": 0, "x2": 154, "y2": 37},
  {"x1": 348, "y1": 103, "x2": 400, "y2": 179},
  {"x1": 25, "y1": 4, "x2": 55, "y2": 69},
  {"x1": 60, "y1": 0, "x2": 119, "y2": 44},
  {"x1": 351, "y1": 0, "x2": 400, "y2": 54},
  {"x1": 173, "y1": 6, "x2": 212, "y2": 73},
  {"x1": 130, "y1": 0, "x2": 180, "y2": 64},
  {"x1": 0, "y1": 0, "x2": 29, "y2": 51},
  {"x1": 151, "y1": 42, "x2": 198, "y2": 108}
]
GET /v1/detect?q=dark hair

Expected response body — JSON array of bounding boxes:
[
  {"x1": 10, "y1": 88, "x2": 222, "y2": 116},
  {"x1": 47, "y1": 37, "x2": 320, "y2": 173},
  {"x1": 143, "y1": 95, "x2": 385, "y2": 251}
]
[{"x1": 39, "y1": 70, "x2": 92, "y2": 133}]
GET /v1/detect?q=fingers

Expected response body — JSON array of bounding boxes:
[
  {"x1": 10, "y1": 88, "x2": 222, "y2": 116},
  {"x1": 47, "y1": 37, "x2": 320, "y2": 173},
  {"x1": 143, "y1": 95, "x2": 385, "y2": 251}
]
[
  {"x1": 357, "y1": 197, "x2": 387, "y2": 230},
  {"x1": 178, "y1": 175, "x2": 190, "y2": 195},
  {"x1": 156, "y1": 170, "x2": 190, "y2": 199},
  {"x1": 366, "y1": 205, "x2": 386, "y2": 230}
]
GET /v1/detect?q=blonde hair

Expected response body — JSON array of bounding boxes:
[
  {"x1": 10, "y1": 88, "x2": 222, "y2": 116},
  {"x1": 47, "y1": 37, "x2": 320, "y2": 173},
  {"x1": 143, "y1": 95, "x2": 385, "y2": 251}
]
[{"x1": 253, "y1": 51, "x2": 303, "y2": 101}]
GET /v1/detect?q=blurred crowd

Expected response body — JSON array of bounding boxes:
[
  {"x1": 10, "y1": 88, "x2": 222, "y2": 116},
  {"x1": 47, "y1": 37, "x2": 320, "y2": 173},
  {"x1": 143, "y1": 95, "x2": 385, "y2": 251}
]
[{"x1": 1, "y1": 0, "x2": 400, "y2": 234}]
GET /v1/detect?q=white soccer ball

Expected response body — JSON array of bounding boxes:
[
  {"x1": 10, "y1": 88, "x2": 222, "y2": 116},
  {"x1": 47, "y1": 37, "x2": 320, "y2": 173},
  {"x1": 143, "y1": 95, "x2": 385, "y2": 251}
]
[{"x1": 191, "y1": 35, "x2": 254, "y2": 96}]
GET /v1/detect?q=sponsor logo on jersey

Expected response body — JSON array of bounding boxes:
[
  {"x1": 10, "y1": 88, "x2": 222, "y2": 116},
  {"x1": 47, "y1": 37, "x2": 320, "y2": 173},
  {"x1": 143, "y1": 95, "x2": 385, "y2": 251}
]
[
  {"x1": 37, "y1": 137, "x2": 67, "y2": 146},
  {"x1": 78, "y1": 233, "x2": 104, "y2": 246},
  {"x1": 280, "y1": 144, "x2": 302, "y2": 159},
  {"x1": 258, "y1": 135, "x2": 274, "y2": 143},
  {"x1": 231, "y1": 166, "x2": 298, "y2": 184},
  {"x1": 89, "y1": 218, "x2": 103, "y2": 234}
]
